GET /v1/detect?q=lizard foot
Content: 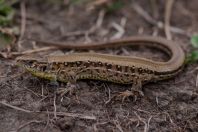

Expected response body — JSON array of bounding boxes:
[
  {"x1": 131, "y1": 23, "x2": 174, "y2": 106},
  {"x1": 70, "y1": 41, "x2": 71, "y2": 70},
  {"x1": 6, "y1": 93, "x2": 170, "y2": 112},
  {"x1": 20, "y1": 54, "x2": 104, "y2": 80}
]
[
  {"x1": 57, "y1": 82, "x2": 77, "y2": 96},
  {"x1": 116, "y1": 89, "x2": 144, "y2": 102}
]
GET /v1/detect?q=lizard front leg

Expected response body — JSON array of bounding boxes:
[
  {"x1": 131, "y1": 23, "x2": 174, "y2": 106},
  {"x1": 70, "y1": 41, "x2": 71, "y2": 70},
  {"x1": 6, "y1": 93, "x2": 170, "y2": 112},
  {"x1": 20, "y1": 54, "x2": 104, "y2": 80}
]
[{"x1": 57, "y1": 70, "x2": 79, "y2": 96}]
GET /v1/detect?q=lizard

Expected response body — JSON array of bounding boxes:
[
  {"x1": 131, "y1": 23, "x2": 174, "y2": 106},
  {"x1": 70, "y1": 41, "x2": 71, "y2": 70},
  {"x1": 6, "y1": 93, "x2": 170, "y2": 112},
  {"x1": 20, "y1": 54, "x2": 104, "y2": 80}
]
[{"x1": 16, "y1": 36, "x2": 185, "y2": 99}]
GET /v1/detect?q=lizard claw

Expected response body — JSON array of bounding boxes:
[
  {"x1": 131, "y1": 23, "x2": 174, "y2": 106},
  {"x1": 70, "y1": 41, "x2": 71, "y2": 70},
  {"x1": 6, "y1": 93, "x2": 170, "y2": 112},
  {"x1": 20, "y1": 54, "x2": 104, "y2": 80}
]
[
  {"x1": 117, "y1": 90, "x2": 135, "y2": 102},
  {"x1": 57, "y1": 83, "x2": 77, "y2": 96},
  {"x1": 116, "y1": 90, "x2": 144, "y2": 102}
]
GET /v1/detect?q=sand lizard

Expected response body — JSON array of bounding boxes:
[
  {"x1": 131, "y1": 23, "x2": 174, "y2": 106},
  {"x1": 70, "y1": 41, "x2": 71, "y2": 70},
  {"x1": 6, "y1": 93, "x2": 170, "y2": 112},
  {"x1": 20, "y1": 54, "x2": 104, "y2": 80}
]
[{"x1": 16, "y1": 36, "x2": 185, "y2": 98}]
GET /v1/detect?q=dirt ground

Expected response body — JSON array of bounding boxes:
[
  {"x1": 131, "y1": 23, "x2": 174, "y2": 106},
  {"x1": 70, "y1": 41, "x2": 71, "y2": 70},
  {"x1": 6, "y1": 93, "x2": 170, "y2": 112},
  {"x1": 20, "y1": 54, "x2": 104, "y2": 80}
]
[{"x1": 0, "y1": 0, "x2": 198, "y2": 131}]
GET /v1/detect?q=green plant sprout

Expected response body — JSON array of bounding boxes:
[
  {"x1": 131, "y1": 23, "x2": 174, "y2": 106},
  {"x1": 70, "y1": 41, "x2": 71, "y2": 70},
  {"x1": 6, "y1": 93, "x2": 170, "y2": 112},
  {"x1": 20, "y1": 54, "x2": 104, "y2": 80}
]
[{"x1": 0, "y1": 0, "x2": 15, "y2": 26}]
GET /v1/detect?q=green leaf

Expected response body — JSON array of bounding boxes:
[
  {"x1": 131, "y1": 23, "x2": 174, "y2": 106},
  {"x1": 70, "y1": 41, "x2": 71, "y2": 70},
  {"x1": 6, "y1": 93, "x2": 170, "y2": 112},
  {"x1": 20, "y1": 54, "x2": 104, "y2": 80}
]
[
  {"x1": 0, "y1": 0, "x2": 14, "y2": 26},
  {"x1": 185, "y1": 50, "x2": 198, "y2": 64},
  {"x1": 191, "y1": 35, "x2": 198, "y2": 48},
  {"x1": 106, "y1": 1, "x2": 124, "y2": 12},
  {"x1": 70, "y1": 0, "x2": 82, "y2": 5},
  {"x1": 0, "y1": 0, "x2": 5, "y2": 5}
]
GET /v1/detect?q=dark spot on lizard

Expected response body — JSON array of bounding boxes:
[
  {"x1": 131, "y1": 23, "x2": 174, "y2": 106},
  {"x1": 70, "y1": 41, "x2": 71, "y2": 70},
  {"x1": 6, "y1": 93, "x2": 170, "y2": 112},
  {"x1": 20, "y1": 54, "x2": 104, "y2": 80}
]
[
  {"x1": 84, "y1": 61, "x2": 91, "y2": 67},
  {"x1": 76, "y1": 61, "x2": 82, "y2": 66},
  {"x1": 64, "y1": 62, "x2": 68, "y2": 66},
  {"x1": 130, "y1": 66, "x2": 135, "y2": 73},
  {"x1": 124, "y1": 66, "x2": 129, "y2": 72},
  {"x1": 138, "y1": 68, "x2": 143, "y2": 74},
  {"x1": 98, "y1": 61, "x2": 103, "y2": 67},
  {"x1": 125, "y1": 73, "x2": 130, "y2": 77},
  {"x1": 105, "y1": 63, "x2": 112, "y2": 69},
  {"x1": 116, "y1": 65, "x2": 122, "y2": 71}
]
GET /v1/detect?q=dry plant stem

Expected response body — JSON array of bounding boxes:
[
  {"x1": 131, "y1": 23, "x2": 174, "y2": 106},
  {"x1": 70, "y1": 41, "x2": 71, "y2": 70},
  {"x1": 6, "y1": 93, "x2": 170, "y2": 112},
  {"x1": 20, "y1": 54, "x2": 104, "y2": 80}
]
[
  {"x1": 17, "y1": 1, "x2": 26, "y2": 51},
  {"x1": 132, "y1": 3, "x2": 190, "y2": 37},
  {"x1": 147, "y1": 116, "x2": 152, "y2": 132},
  {"x1": 196, "y1": 74, "x2": 198, "y2": 88},
  {"x1": 134, "y1": 112, "x2": 148, "y2": 132},
  {"x1": 0, "y1": 101, "x2": 96, "y2": 120},
  {"x1": 16, "y1": 120, "x2": 43, "y2": 132},
  {"x1": 164, "y1": 0, "x2": 175, "y2": 40},
  {"x1": 113, "y1": 120, "x2": 124, "y2": 132},
  {"x1": 104, "y1": 84, "x2": 112, "y2": 104},
  {"x1": 11, "y1": 46, "x2": 58, "y2": 56},
  {"x1": 53, "y1": 94, "x2": 57, "y2": 119},
  {"x1": 85, "y1": 9, "x2": 105, "y2": 41},
  {"x1": 43, "y1": 109, "x2": 50, "y2": 132},
  {"x1": 110, "y1": 17, "x2": 126, "y2": 39},
  {"x1": 0, "y1": 101, "x2": 32, "y2": 113}
]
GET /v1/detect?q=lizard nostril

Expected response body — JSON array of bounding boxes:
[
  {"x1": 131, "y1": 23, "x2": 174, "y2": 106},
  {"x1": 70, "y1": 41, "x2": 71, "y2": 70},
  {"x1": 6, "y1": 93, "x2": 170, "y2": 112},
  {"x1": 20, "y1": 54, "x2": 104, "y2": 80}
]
[{"x1": 42, "y1": 66, "x2": 47, "y2": 71}]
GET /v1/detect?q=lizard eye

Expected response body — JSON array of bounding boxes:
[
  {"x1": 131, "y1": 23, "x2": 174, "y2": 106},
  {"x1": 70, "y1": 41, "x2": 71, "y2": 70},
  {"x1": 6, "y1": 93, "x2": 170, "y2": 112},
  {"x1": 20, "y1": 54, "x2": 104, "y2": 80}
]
[
  {"x1": 28, "y1": 60, "x2": 34, "y2": 65},
  {"x1": 28, "y1": 60, "x2": 36, "y2": 67}
]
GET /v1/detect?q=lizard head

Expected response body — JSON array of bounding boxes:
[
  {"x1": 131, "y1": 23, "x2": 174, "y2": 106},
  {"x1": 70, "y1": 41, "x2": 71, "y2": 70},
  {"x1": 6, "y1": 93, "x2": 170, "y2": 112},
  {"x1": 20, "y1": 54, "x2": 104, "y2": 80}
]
[
  {"x1": 16, "y1": 55, "x2": 43, "y2": 66},
  {"x1": 15, "y1": 55, "x2": 58, "y2": 81},
  {"x1": 15, "y1": 55, "x2": 50, "y2": 75}
]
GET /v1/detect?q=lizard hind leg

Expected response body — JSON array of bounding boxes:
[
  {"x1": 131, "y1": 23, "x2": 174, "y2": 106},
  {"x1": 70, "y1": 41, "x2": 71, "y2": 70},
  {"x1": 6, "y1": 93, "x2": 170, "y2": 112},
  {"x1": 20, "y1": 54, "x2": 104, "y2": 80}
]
[
  {"x1": 117, "y1": 78, "x2": 144, "y2": 102},
  {"x1": 58, "y1": 81, "x2": 78, "y2": 96}
]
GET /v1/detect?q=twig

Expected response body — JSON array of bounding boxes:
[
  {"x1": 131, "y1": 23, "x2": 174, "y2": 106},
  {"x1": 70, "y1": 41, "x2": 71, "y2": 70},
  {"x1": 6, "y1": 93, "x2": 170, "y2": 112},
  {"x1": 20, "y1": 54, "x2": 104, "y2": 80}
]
[
  {"x1": 47, "y1": 111, "x2": 96, "y2": 120},
  {"x1": 85, "y1": 9, "x2": 106, "y2": 41},
  {"x1": 0, "y1": 46, "x2": 56, "y2": 58},
  {"x1": 104, "y1": 84, "x2": 112, "y2": 104},
  {"x1": 134, "y1": 112, "x2": 148, "y2": 132},
  {"x1": 132, "y1": 3, "x2": 156, "y2": 25},
  {"x1": 113, "y1": 120, "x2": 124, "y2": 132},
  {"x1": 11, "y1": 46, "x2": 58, "y2": 56},
  {"x1": 135, "y1": 108, "x2": 151, "y2": 114},
  {"x1": 53, "y1": 94, "x2": 57, "y2": 119},
  {"x1": 196, "y1": 74, "x2": 198, "y2": 88},
  {"x1": 164, "y1": 0, "x2": 175, "y2": 40},
  {"x1": 0, "y1": 101, "x2": 31, "y2": 113},
  {"x1": 16, "y1": 120, "x2": 43, "y2": 132},
  {"x1": 0, "y1": 101, "x2": 96, "y2": 120},
  {"x1": 43, "y1": 109, "x2": 50, "y2": 132},
  {"x1": 147, "y1": 116, "x2": 152, "y2": 132},
  {"x1": 54, "y1": 9, "x2": 106, "y2": 41},
  {"x1": 17, "y1": 1, "x2": 26, "y2": 51},
  {"x1": 111, "y1": 22, "x2": 124, "y2": 39},
  {"x1": 96, "y1": 9, "x2": 106, "y2": 29},
  {"x1": 156, "y1": 96, "x2": 159, "y2": 106},
  {"x1": 54, "y1": 30, "x2": 87, "y2": 40},
  {"x1": 110, "y1": 17, "x2": 126, "y2": 40},
  {"x1": 164, "y1": 112, "x2": 174, "y2": 124}
]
